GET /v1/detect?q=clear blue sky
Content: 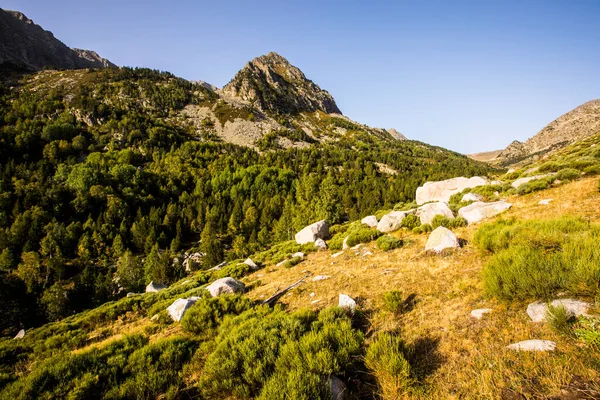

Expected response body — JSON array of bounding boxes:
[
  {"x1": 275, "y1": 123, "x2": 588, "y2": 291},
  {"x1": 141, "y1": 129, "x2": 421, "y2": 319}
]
[{"x1": 4, "y1": 0, "x2": 600, "y2": 154}]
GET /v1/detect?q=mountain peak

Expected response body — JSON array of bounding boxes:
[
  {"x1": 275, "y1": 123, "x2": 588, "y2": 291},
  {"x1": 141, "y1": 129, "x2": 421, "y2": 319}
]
[{"x1": 222, "y1": 52, "x2": 341, "y2": 115}]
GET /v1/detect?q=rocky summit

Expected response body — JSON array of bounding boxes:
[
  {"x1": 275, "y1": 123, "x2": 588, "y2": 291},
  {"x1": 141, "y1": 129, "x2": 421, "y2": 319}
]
[
  {"x1": 0, "y1": 8, "x2": 114, "y2": 71},
  {"x1": 222, "y1": 52, "x2": 341, "y2": 115}
]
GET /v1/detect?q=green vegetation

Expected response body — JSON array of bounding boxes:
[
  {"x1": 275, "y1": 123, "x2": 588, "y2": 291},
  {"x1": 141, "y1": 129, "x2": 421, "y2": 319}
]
[
  {"x1": 475, "y1": 217, "x2": 600, "y2": 300},
  {"x1": 181, "y1": 294, "x2": 253, "y2": 336},
  {"x1": 382, "y1": 290, "x2": 405, "y2": 314},
  {"x1": 365, "y1": 332, "x2": 413, "y2": 398},
  {"x1": 328, "y1": 222, "x2": 382, "y2": 250},
  {"x1": 376, "y1": 235, "x2": 403, "y2": 251}
]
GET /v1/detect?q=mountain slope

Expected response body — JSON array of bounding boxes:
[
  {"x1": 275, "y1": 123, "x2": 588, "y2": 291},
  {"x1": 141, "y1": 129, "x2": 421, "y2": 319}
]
[
  {"x1": 0, "y1": 8, "x2": 114, "y2": 71},
  {"x1": 496, "y1": 99, "x2": 600, "y2": 166}
]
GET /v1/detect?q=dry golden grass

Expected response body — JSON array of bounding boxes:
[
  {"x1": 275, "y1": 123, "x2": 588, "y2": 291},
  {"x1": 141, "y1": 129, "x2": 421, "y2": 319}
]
[{"x1": 244, "y1": 176, "x2": 600, "y2": 399}]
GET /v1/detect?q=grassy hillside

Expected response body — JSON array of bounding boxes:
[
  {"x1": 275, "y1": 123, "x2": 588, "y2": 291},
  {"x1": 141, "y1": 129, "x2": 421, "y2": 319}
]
[{"x1": 1, "y1": 130, "x2": 599, "y2": 398}]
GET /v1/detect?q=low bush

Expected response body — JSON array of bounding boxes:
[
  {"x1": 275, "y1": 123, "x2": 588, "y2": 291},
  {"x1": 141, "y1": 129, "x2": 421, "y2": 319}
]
[
  {"x1": 583, "y1": 164, "x2": 600, "y2": 175},
  {"x1": 538, "y1": 161, "x2": 562, "y2": 173},
  {"x1": 365, "y1": 332, "x2": 412, "y2": 398},
  {"x1": 412, "y1": 224, "x2": 432, "y2": 234},
  {"x1": 329, "y1": 223, "x2": 381, "y2": 250},
  {"x1": 281, "y1": 255, "x2": 303, "y2": 268},
  {"x1": 382, "y1": 290, "x2": 405, "y2": 314},
  {"x1": 376, "y1": 235, "x2": 403, "y2": 251},
  {"x1": 516, "y1": 177, "x2": 553, "y2": 195},
  {"x1": 400, "y1": 214, "x2": 420, "y2": 229},
  {"x1": 431, "y1": 215, "x2": 467, "y2": 229},
  {"x1": 181, "y1": 295, "x2": 253, "y2": 336},
  {"x1": 555, "y1": 168, "x2": 581, "y2": 182}
]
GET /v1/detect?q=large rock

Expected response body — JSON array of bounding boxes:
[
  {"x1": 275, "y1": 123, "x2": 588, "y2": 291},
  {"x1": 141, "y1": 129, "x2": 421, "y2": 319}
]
[
  {"x1": 206, "y1": 277, "x2": 246, "y2": 297},
  {"x1": 425, "y1": 227, "x2": 460, "y2": 253},
  {"x1": 511, "y1": 174, "x2": 554, "y2": 189},
  {"x1": 146, "y1": 281, "x2": 167, "y2": 293},
  {"x1": 527, "y1": 299, "x2": 591, "y2": 323},
  {"x1": 243, "y1": 258, "x2": 258, "y2": 270},
  {"x1": 507, "y1": 340, "x2": 556, "y2": 352},
  {"x1": 416, "y1": 202, "x2": 454, "y2": 225},
  {"x1": 167, "y1": 298, "x2": 198, "y2": 322},
  {"x1": 295, "y1": 220, "x2": 329, "y2": 245},
  {"x1": 416, "y1": 177, "x2": 488, "y2": 205},
  {"x1": 376, "y1": 211, "x2": 407, "y2": 233},
  {"x1": 13, "y1": 329, "x2": 25, "y2": 340},
  {"x1": 462, "y1": 192, "x2": 483, "y2": 202},
  {"x1": 458, "y1": 201, "x2": 512, "y2": 225},
  {"x1": 361, "y1": 215, "x2": 378, "y2": 228},
  {"x1": 338, "y1": 294, "x2": 357, "y2": 311}
]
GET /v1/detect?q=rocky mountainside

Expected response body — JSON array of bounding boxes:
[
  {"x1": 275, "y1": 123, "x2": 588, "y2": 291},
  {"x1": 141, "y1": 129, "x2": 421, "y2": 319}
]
[
  {"x1": 221, "y1": 52, "x2": 341, "y2": 115},
  {"x1": 0, "y1": 8, "x2": 114, "y2": 71},
  {"x1": 495, "y1": 99, "x2": 600, "y2": 166}
]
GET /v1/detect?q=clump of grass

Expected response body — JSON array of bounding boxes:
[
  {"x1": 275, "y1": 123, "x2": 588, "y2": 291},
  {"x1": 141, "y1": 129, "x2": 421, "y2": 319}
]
[
  {"x1": 574, "y1": 317, "x2": 600, "y2": 347},
  {"x1": 181, "y1": 295, "x2": 253, "y2": 336},
  {"x1": 281, "y1": 255, "x2": 303, "y2": 268},
  {"x1": 376, "y1": 235, "x2": 403, "y2": 251},
  {"x1": 365, "y1": 332, "x2": 413, "y2": 398},
  {"x1": 546, "y1": 305, "x2": 573, "y2": 335},
  {"x1": 412, "y1": 224, "x2": 432, "y2": 234},
  {"x1": 556, "y1": 168, "x2": 580, "y2": 182},
  {"x1": 382, "y1": 290, "x2": 405, "y2": 314}
]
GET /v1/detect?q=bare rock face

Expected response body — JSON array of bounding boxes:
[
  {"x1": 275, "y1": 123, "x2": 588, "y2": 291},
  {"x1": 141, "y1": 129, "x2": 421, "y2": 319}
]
[
  {"x1": 222, "y1": 52, "x2": 341, "y2": 115},
  {"x1": 416, "y1": 202, "x2": 454, "y2": 225},
  {"x1": 416, "y1": 177, "x2": 488, "y2": 205},
  {"x1": 425, "y1": 226, "x2": 460, "y2": 253},
  {"x1": 295, "y1": 220, "x2": 329, "y2": 245},
  {"x1": 457, "y1": 201, "x2": 511, "y2": 225},
  {"x1": 206, "y1": 277, "x2": 246, "y2": 297},
  {"x1": 386, "y1": 128, "x2": 407, "y2": 141},
  {"x1": 0, "y1": 8, "x2": 115, "y2": 71}
]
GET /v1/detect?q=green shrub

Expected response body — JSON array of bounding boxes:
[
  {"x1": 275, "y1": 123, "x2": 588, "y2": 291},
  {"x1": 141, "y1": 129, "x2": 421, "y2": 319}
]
[
  {"x1": 538, "y1": 162, "x2": 562, "y2": 173},
  {"x1": 503, "y1": 171, "x2": 521, "y2": 180},
  {"x1": 516, "y1": 178, "x2": 552, "y2": 194},
  {"x1": 555, "y1": 168, "x2": 580, "y2": 182},
  {"x1": 365, "y1": 332, "x2": 412, "y2": 398},
  {"x1": 197, "y1": 306, "x2": 364, "y2": 399},
  {"x1": 382, "y1": 290, "x2": 405, "y2": 314},
  {"x1": 583, "y1": 164, "x2": 600, "y2": 175},
  {"x1": 393, "y1": 201, "x2": 417, "y2": 211},
  {"x1": 329, "y1": 223, "x2": 381, "y2": 250},
  {"x1": 412, "y1": 224, "x2": 432, "y2": 234},
  {"x1": 401, "y1": 214, "x2": 420, "y2": 229},
  {"x1": 181, "y1": 295, "x2": 253, "y2": 336},
  {"x1": 281, "y1": 256, "x2": 303, "y2": 268},
  {"x1": 431, "y1": 215, "x2": 467, "y2": 229},
  {"x1": 574, "y1": 317, "x2": 600, "y2": 347},
  {"x1": 376, "y1": 235, "x2": 403, "y2": 251},
  {"x1": 546, "y1": 305, "x2": 573, "y2": 336}
]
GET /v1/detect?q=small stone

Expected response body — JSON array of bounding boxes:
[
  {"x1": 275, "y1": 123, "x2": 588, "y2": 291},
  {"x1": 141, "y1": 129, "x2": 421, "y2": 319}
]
[
  {"x1": 507, "y1": 340, "x2": 556, "y2": 351},
  {"x1": 150, "y1": 314, "x2": 159, "y2": 322},
  {"x1": 167, "y1": 298, "x2": 198, "y2": 322},
  {"x1": 329, "y1": 375, "x2": 346, "y2": 400},
  {"x1": 295, "y1": 220, "x2": 329, "y2": 244},
  {"x1": 471, "y1": 308, "x2": 493, "y2": 319},
  {"x1": 363, "y1": 251, "x2": 373, "y2": 256},
  {"x1": 310, "y1": 292, "x2": 315, "y2": 297},
  {"x1": 538, "y1": 199, "x2": 553, "y2": 205},
  {"x1": 313, "y1": 275, "x2": 331, "y2": 282},
  {"x1": 461, "y1": 192, "x2": 484, "y2": 202},
  {"x1": 332, "y1": 251, "x2": 344, "y2": 258},
  {"x1": 292, "y1": 252, "x2": 305, "y2": 258},
  {"x1": 206, "y1": 277, "x2": 246, "y2": 297},
  {"x1": 338, "y1": 294, "x2": 356, "y2": 311},
  {"x1": 314, "y1": 238, "x2": 328, "y2": 249},
  {"x1": 243, "y1": 258, "x2": 258, "y2": 270},
  {"x1": 145, "y1": 281, "x2": 167, "y2": 293},
  {"x1": 13, "y1": 329, "x2": 25, "y2": 340}
]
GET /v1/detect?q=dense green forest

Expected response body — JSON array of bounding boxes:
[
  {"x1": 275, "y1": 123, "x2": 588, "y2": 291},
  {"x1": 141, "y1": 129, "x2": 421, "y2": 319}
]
[{"x1": 0, "y1": 67, "x2": 493, "y2": 335}]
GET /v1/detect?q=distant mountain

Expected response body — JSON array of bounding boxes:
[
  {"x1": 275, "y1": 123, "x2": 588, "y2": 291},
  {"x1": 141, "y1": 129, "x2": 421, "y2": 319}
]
[
  {"x1": 222, "y1": 52, "x2": 341, "y2": 115},
  {"x1": 0, "y1": 8, "x2": 114, "y2": 71},
  {"x1": 467, "y1": 149, "x2": 502, "y2": 162},
  {"x1": 495, "y1": 99, "x2": 600, "y2": 166}
]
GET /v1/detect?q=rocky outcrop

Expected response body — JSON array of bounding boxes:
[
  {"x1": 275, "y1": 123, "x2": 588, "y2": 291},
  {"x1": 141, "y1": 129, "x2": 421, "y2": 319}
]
[
  {"x1": 527, "y1": 299, "x2": 591, "y2": 323},
  {"x1": 376, "y1": 211, "x2": 408, "y2": 233},
  {"x1": 386, "y1": 128, "x2": 407, "y2": 141},
  {"x1": 146, "y1": 281, "x2": 167, "y2": 293},
  {"x1": 222, "y1": 52, "x2": 341, "y2": 115},
  {"x1": 416, "y1": 202, "x2": 454, "y2": 225},
  {"x1": 0, "y1": 9, "x2": 115, "y2": 71},
  {"x1": 457, "y1": 201, "x2": 511, "y2": 225},
  {"x1": 416, "y1": 177, "x2": 488, "y2": 205},
  {"x1": 506, "y1": 340, "x2": 556, "y2": 352},
  {"x1": 295, "y1": 220, "x2": 329, "y2": 245},
  {"x1": 167, "y1": 298, "x2": 198, "y2": 322},
  {"x1": 425, "y1": 227, "x2": 460, "y2": 253},
  {"x1": 206, "y1": 277, "x2": 246, "y2": 297},
  {"x1": 361, "y1": 215, "x2": 378, "y2": 228}
]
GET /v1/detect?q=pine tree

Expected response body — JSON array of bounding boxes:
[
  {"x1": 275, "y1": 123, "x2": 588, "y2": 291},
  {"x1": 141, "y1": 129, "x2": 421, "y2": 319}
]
[{"x1": 200, "y1": 218, "x2": 222, "y2": 268}]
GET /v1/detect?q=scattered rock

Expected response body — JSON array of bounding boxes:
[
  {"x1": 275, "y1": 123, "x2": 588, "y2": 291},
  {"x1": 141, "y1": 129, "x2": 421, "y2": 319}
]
[
  {"x1": 13, "y1": 329, "x2": 25, "y2": 340},
  {"x1": 361, "y1": 215, "x2": 378, "y2": 228},
  {"x1": 471, "y1": 308, "x2": 493, "y2": 319},
  {"x1": 527, "y1": 299, "x2": 591, "y2": 323},
  {"x1": 538, "y1": 199, "x2": 553, "y2": 205},
  {"x1": 312, "y1": 275, "x2": 331, "y2": 282},
  {"x1": 276, "y1": 260, "x2": 287, "y2": 267},
  {"x1": 145, "y1": 281, "x2": 167, "y2": 293},
  {"x1": 416, "y1": 201, "x2": 454, "y2": 225},
  {"x1": 461, "y1": 192, "x2": 484, "y2": 202},
  {"x1": 206, "y1": 277, "x2": 246, "y2": 297},
  {"x1": 329, "y1": 375, "x2": 347, "y2": 400},
  {"x1": 511, "y1": 174, "x2": 555, "y2": 189},
  {"x1": 416, "y1": 177, "x2": 489, "y2": 205},
  {"x1": 183, "y1": 252, "x2": 204, "y2": 272},
  {"x1": 314, "y1": 238, "x2": 327, "y2": 249},
  {"x1": 507, "y1": 340, "x2": 556, "y2": 352},
  {"x1": 295, "y1": 220, "x2": 329, "y2": 244},
  {"x1": 458, "y1": 201, "x2": 512, "y2": 224},
  {"x1": 150, "y1": 314, "x2": 159, "y2": 322},
  {"x1": 126, "y1": 292, "x2": 139, "y2": 297},
  {"x1": 351, "y1": 244, "x2": 363, "y2": 250},
  {"x1": 376, "y1": 211, "x2": 408, "y2": 233},
  {"x1": 332, "y1": 251, "x2": 344, "y2": 258},
  {"x1": 243, "y1": 258, "x2": 258, "y2": 270},
  {"x1": 363, "y1": 251, "x2": 373, "y2": 256},
  {"x1": 167, "y1": 298, "x2": 198, "y2": 322},
  {"x1": 292, "y1": 252, "x2": 305, "y2": 258},
  {"x1": 342, "y1": 236, "x2": 350, "y2": 250},
  {"x1": 425, "y1": 226, "x2": 460, "y2": 253},
  {"x1": 338, "y1": 294, "x2": 357, "y2": 311}
]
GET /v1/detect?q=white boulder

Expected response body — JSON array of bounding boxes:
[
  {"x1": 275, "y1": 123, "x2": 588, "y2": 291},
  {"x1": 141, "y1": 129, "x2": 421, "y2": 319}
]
[
  {"x1": 416, "y1": 177, "x2": 489, "y2": 205},
  {"x1": 361, "y1": 215, "x2": 378, "y2": 228},
  {"x1": 425, "y1": 226, "x2": 460, "y2": 253},
  {"x1": 461, "y1": 192, "x2": 483, "y2": 202},
  {"x1": 458, "y1": 201, "x2": 511, "y2": 225},
  {"x1": 471, "y1": 308, "x2": 493, "y2": 319},
  {"x1": 527, "y1": 299, "x2": 591, "y2": 323},
  {"x1": 338, "y1": 294, "x2": 357, "y2": 311},
  {"x1": 376, "y1": 211, "x2": 407, "y2": 233},
  {"x1": 295, "y1": 220, "x2": 329, "y2": 245},
  {"x1": 511, "y1": 174, "x2": 554, "y2": 189},
  {"x1": 507, "y1": 340, "x2": 556, "y2": 352},
  {"x1": 243, "y1": 258, "x2": 258, "y2": 270},
  {"x1": 13, "y1": 329, "x2": 25, "y2": 340},
  {"x1": 314, "y1": 238, "x2": 327, "y2": 249},
  {"x1": 416, "y1": 202, "x2": 454, "y2": 225},
  {"x1": 146, "y1": 281, "x2": 167, "y2": 293},
  {"x1": 167, "y1": 298, "x2": 197, "y2": 322},
  {"x1": 313, "y1": 275, "x2": 331, "y2": 282},
  {"x1": 206, "y1": 277, "x2": 246, "y2": 297},
  {"x1": 292, "y1": 252, "x2": 305, "y2": 258},
  {"x1": 539, "y1": 199, "x2": 553, "y2": 205}
]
